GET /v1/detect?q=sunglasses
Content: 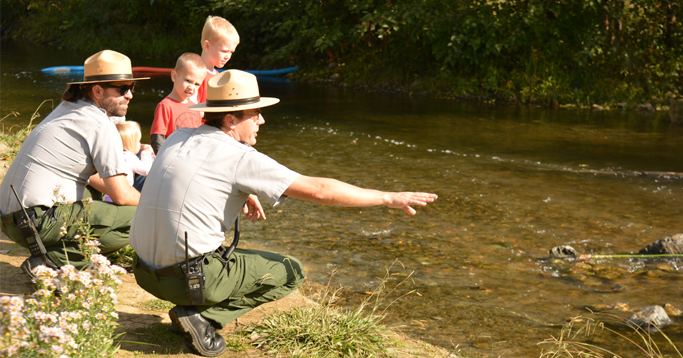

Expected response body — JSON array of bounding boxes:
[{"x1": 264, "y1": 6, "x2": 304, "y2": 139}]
[{"x1": 100, "y1": 82, "x2": 136, "y2": 96}]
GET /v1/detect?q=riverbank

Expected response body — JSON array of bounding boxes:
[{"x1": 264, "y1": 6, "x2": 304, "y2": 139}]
[
  {"x1": 291, "y1": 69, "x2": 683, "y2": 124},
  {"x1": 0, "y1": 137, "x2": 457, "y2": 357},
  {"x1": 4, "y1": 0, "x2": 682, "y2": 110}
]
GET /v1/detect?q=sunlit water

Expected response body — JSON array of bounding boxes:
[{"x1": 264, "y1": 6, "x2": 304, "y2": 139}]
[{"x1": 2, "y1": 40, "x2": 682, "y2": 356}]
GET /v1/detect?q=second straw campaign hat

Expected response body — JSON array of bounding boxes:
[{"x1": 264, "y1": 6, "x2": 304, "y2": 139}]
[
  {"x1": 189, "y1": 70, "x2": 280, "y2": 112},
  {"x1": 67, "y1": 50, "x2": 149, "y2": 85}
]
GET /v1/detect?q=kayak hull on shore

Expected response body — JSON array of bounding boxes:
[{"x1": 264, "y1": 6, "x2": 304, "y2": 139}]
[{"x1": 41, "y1": 66, "x2": 299, "y2": 76}]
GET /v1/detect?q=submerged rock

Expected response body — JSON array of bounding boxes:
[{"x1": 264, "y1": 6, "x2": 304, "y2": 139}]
[
  {"x1": 636, "y1": 103, "x2": 655, "y2": 113},
  {"x1": 589, "y1": 302, "x2": 630, "y2": 312},
  {"x1": 626, "y1": 305, "x2": 673, "y2": 333},
  {"x1": 573, "y1": 262, "x2": 593, "y2": 270},
  {"x1": 593, "y1": 266, "x2": 626, "y2": 280},
  {"x1": 653, "y1": 262, "x2": 676, "y2": 272},
  {"x1": 668, "y1": 99, "x2": 683, "y2": 123},
  {"x1": 549, "y1": 245, "x2": 578, "y2": 259},
  {"x1": 639, "y1": 233, "x2": 683, "y2": 254},
  {"x1": 664, "y1": 303, "x2": 682, "y2": 316}
]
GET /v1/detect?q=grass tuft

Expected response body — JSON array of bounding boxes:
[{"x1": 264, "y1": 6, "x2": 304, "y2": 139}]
[
  {"x1": 0, "y1": 100, "x2": 53, "y2": 162},
  {"x1": 224, "y1": 334, "x2": 249, "y2": 353},
  {"x1": 140, "y1": 299, "x2": 175, "y2": 312},
  {"x1": 108, "y1": 244, "x2": 136, "y2": 269},
  {"x1": 538, "y1": 311, "x2": 682, "y2": 358},
  {"x1": 240, "y1": 260, "x2": 426, "y2": 357}
]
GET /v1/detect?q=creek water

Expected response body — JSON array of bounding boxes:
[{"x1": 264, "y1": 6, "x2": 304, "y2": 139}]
[{"x1": 2, "y1": 40, "x2": 682, "y2": 356}]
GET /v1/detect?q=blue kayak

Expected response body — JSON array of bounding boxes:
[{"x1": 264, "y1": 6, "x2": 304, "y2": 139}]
[{"x1": 41, "y1": 65, "x2": 299, "y2": 76}]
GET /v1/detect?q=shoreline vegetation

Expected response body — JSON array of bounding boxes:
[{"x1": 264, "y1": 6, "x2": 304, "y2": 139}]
[{"x1": 2, "y1": 0, "x2": 682, "y2": 113}]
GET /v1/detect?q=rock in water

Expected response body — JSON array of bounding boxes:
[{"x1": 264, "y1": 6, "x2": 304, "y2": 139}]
[
  {"x1": 626, "y1": 305, "x2": 673, "y2": 333},
  {"x1": 664, "y1": 303, "x2": 682, "y2": 316},
  {"x1": 549, "y1": 246, "x2": 578, "y2": 258},
  {"x1": 668, "y1": 99, "x2": 683, "y2": 124},
  {"x1": 637, "y1": 103, "x2": 655, "y2": 113},
  {"x1": 639, "y1": 234, "x2": 683, "y2": 254}
]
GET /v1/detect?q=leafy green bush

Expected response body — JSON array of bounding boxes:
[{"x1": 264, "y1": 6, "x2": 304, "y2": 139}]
[
  {"x1": 2, "y1": 0, "x2": 204, "y2": 58},
  {"x1": 3, "y1": 0, "x2": 682, "y2": 105},
  {"x1": 202, "y1": 0, "x2": 683, "y2": 104}
]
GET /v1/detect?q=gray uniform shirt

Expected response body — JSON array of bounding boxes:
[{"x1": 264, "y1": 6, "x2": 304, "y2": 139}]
[
  {"x1": 129, "y1": 125, "x2": 299, "y2": 269},
  {"x1": 0, "y1": 99, "x2": 128, "y2": 214}
]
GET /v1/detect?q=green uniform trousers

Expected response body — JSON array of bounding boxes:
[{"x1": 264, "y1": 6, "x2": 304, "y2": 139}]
[
  {"x1": 1, "y1": 200, "x2": 136, "y2": 269},
  {"x1": 132, "y1": 248, "x2": 306, "y2": 328}
]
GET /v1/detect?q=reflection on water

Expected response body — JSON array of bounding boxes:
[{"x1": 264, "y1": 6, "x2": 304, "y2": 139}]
[{"x1": 2, "y1": 40, "x2": 682, "y2": 356}]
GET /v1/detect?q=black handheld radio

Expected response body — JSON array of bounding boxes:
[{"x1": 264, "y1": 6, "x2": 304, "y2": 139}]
[
  {"x1": 183, "y1": 216, "x2": 240, "y2": 305},
  {"x1": 184, "y1": 232, "x2": 205, "y2": 305},
  {"x1": 10, "y1": 185, "x2": 47, "y2": 257}
]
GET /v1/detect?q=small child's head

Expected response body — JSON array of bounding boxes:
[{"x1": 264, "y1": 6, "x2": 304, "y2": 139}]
[
  {"x1": 201, "y1": 16, "x2": 239, "y2": 69},
  {"x1": 170, "y1": 53, "x2": 206, "y2": 102},
  {"x1": 116, "y1": 121, "x2": 142, "y2": 154}
]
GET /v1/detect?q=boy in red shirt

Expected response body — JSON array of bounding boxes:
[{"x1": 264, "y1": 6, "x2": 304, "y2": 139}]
[
  {"x1": 150, "y1": 53, "x2": 206, "y2": 154},
  {"x1": 195, "y1": 16, "x2": 240, "y2": 104}
]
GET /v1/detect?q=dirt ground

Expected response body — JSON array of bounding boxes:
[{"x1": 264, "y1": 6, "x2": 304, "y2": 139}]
[
  {"x1": 0, "y1": 144, "x2": 455, "y2": 357},
  {"x1": 0, "y1": 231, "x2": 309, "y2": 357},
  {"x1": 0, "y1": 232, "x2": 454, "y2": 358}
]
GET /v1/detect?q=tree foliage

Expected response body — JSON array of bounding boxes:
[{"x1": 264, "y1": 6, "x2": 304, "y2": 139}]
[{"x1": 2, "y1": 0, "x2": 682, "y2": 105}]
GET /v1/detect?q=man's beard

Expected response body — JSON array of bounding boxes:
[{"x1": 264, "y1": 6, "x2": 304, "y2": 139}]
[{"x1": 101, "y1": 95, "x2": 128, "y2": 117}]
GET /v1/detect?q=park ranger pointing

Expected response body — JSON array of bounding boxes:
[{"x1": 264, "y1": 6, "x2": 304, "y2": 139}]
[{"x1": 129, "y1": 70, "x2": 438, "y2": 357}]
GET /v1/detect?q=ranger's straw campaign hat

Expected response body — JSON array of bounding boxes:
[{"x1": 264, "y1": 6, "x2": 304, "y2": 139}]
[
  {"x1": 189, "y1": 70, "x2": 280, "y2": 112},
  {"x1": 67, "y1": 50, "x2": 149, "y2": 85}
]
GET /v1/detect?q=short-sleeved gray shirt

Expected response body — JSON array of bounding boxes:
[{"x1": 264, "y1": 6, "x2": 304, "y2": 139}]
[
  {"x1": 0, "y1": 99, "x2": 128, "y2": 214},
  {"x1": 129, "y1": 125, "x2": 300, "y2": 269}
]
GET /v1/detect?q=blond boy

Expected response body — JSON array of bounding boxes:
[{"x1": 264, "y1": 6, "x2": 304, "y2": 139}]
[
  {"x1": 195, "y1": 16, "x2": 240, "y2": 104},
  {"x1": 150, "y1": 53, "x2": 206, "y2": 154}
]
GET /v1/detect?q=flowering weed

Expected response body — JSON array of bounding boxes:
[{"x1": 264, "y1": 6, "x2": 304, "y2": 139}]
[{"x1": 0, "y1": 189, "x2": 127, "y2": 357}]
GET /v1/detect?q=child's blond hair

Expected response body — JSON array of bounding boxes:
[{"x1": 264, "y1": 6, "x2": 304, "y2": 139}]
[
  {"x1": 201, "y1": 16, "x2": 239, "y2": 46},
  {"x1": 115, "y1": 121, "x2": 142, "y2": 153},
  {"x1": 175, "y1": 52, "x2": 204, "y2": 73}
]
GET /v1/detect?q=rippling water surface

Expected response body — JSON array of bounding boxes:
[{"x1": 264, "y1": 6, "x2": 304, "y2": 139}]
[{"x1": 2, "y1": 40, "x2": 682, "y2": 356}]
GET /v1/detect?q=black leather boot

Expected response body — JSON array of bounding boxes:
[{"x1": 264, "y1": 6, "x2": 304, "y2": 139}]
[
  {"x1": 20, "y1": 255, "x2": 58, "y2": 279},
  {"x1": 169, "y1": 305, "x2": 226, "y2": 357}
]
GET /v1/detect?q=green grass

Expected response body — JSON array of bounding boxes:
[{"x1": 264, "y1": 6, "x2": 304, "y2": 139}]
[
  {"x1": 140, "y1": 299, "x2": 176, "y2": 312},
  {"x1": 239, "y1": 261, "x2": 430, "y2": 358},
  {"x1": 538, "y1": 311, "x2": 682, "y2": 358},
  {"x1": 0, "y1": 100, "x2": 52, "y2": 162},
  {"x1": 244, "y1": 300, "x2": 389, "y2": 357},
  {"x1": 108, "y1": 244, "x2": 136, "y2": 269},
  {"x1": 224, "y1": 334, "x2": 249, "y2": 353}
]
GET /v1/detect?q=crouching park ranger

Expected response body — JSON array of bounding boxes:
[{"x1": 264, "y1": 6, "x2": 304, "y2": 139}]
[
  {"x1": 128, "y1": 70, "x2": 438, "y2": 357},
  {"x1": 0, "y1": 50, "x2": 148, "y2": 277}
]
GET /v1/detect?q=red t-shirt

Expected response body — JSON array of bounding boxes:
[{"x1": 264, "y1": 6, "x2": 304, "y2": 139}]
[
  {"x1": 150, "y1": 97, "x2": 203, "y2": 137},
  {"x1": 196, "y1": 69, "x2": 218, "y2": 104}
]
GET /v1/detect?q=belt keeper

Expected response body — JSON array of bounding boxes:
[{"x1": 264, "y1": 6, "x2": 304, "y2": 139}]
[{"x1": 1, "y1": 213, "x2": 13, "y2": 225}]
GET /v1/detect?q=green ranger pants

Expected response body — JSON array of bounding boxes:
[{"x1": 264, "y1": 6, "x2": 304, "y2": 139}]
[
  {"x1": 132, "y1": 248, "x2": 306, "y2": 328},
  {"x1": 1, "y1": 200, "x2": 136, "y2": 269}
]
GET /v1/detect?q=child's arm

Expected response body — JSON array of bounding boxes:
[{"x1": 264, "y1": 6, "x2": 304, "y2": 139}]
[
  {"x1": 125, "y1": 150, "x2": 154, "y2": 176},
  {"x1": 150, "y1": 100, "x2": 172, "y2": 154},
  {"x1": 151, "y1": 134, "x2": 166, "y2": 154}
]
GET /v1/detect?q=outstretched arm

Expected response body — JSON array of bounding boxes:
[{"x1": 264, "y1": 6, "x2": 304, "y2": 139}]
[
  {"x1": 283, "y1": 175, "x2": 437, "y2": 215},
  {"x1": 89, "y1": 173, "x2": 140, "y2": 206}
]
